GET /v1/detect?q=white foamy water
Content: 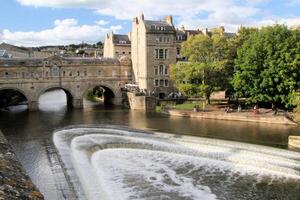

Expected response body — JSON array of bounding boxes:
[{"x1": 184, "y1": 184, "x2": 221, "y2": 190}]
[{"x1": 53, "y1": 126, "x2": 300, "y2": 200}]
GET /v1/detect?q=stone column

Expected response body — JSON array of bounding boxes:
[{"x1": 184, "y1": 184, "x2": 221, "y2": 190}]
[
  {"x1": 72, "y1": 99, "x2": 83, "y2": 109},
  {"x1": 28, "y1": 101, "x2": 39, "y2": 111},
  {"x1": 113, "y1": 97, "x2": 123, "y2": 106}
]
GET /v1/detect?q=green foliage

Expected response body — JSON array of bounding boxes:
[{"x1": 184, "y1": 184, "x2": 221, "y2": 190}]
[
  {"x1": 171, "y1": 33, "x2": 233, "y2": 102},
  {"x1": 232, "y1": 25, "x2": 300, "y2": 108}
]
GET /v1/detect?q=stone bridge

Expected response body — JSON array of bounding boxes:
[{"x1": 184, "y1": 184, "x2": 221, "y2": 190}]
[{"x1": 0, "y1": 56, "x2": 132, "y2": 111}]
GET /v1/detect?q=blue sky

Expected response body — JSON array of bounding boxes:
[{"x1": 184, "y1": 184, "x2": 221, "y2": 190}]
[{"x1": 0, "y1": 0, "x2": 300, "y2": 46}]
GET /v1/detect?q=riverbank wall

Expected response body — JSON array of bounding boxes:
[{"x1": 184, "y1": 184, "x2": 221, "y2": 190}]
[
  {"x1": 0, "y1": 130, "x2": 44, "y2": 199},
  {"x1": 289, "y1": 136, "x2": 300, "y2": 150},
  {"x1": 164, "y1": 109, "x2": 297, "y2": 126}
]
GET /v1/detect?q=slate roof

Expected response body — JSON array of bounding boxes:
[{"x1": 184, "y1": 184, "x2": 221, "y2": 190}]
[
  {"x1": 144, "y1": 20, "x2": 175, "y2": 33},
  {"x1": 0, "y1": 56, "x2": 120, "y2": 67},
  {"x1": 113, "y1": 34, "x2": 131, "y2": 45}
]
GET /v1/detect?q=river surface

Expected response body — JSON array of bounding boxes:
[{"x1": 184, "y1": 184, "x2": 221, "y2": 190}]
[{"x1": 0, "y1": 90, "x2": 300, "y2": 200}]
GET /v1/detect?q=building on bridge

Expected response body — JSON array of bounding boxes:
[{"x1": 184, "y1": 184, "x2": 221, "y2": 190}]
[{"x1": 0, "y1": 55, "x2": 132, "y2": 111}]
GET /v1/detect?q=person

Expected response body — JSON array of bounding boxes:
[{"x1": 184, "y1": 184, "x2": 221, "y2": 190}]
[
  {"x1": 196, "y1": 105, "x2": 200, "y2": 112},
  {"x1": 193, "y1": 105, "x2": 197, "y2": 112},
  {"x1": 253, "y1": 105, "x2": 259, "y2": 114},
  {"x1": 238, "y1": 104, "x2": 242, "y2": 112}
]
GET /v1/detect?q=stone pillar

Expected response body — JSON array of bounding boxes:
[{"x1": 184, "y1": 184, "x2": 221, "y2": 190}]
[
  {"x1": 28, "y1": 101, "x2": 39, "y2": 111},
  {"x1": 72, "y1": 99, "x2": 83, "y2": 109},
  {"x1": 113, "y1": 97, "x2": 123, "y2": 106}
]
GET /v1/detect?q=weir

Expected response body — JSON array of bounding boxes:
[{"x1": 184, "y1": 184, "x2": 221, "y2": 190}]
[{"x1": 53, "y1": 126, "x2": 300, "y2": 200}]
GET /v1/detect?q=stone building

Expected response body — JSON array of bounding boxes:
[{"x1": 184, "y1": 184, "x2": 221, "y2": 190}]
[
  {"x1": 103, "y1": 15, "x2": 235, "y2": 98},
  {"x1": 0, "y1": 43, "x2": 31, "y2": 58},
  {"x1": 131, "y1": 15, "x2": 177, "y2": 98},
  {"x1": 103, "y1": 32, "x2": 131, "y2": 59}
]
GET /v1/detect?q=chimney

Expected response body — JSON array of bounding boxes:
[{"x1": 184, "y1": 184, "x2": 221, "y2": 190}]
[
  {"x1": 140, "y1": 13, "x2": 144, "y2": 21},
  {"x1": 164, "y1": 15, "x2": 173, "y2": 26},
  {"x1": 133, "y1": 17, "x2": 139, "y2": 24},
  {"x1": 180, "y1": 25, "x2": 185, "y2": 31}
]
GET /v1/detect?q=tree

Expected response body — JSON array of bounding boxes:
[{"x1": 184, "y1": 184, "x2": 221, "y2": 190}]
[
  {"x1": 232, "y1": 25, "x2": 300, "y2": 108},
  {"x1": 171, "y1": 32, "x2": 233, "y2": 103}
]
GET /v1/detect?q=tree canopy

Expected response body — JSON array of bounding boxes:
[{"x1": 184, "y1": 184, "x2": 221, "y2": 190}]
[
  {"x1": 171, "y1": 32, "x2": 234, "y2": 102},
  {"x1": 232, "y1": 25, "x2": 300, "y2": 108}
]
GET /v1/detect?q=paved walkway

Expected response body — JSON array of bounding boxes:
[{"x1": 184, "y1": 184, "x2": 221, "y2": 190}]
[{"x1": 164, "y1": 108, "x2": 297, "y2": 125}]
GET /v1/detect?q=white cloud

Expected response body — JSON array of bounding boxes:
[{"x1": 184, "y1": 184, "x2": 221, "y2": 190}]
[
  {"x1": 96, "y1": 20, "x2": 110, "y2": 26},
  {"x1": 0, "y1": 19, "x2": 122, "y2": 47},
  {"x1": 11, "y1": 0, "x2": 300, "y2": 43}
]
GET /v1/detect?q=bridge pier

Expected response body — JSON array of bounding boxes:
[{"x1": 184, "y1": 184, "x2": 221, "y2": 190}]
[
  {"x1": 72, "y1": 99, "x2": 83, "y2": 109},
  {"x1": 28, "y1": 101, "x2": 39, "y2": 111}
]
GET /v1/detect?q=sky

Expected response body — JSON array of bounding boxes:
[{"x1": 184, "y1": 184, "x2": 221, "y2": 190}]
[{"x1": 0, "y1": 0, "x2": 300, "y2": 47}]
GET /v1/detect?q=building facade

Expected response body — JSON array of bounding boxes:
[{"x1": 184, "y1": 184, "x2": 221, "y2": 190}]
[
  {"x1": 103, "y1": 32, "x2": 131, "y2": 59},
  {"x1": 103, "y1": 15, "x2": 235, "y2": 98}
]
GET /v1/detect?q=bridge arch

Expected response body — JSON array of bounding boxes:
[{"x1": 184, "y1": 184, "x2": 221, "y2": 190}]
[
  {"x1": 38, "y1": 86, "x2": 75, "y2": 108},
  {"x1": 82, "y1": 82, "x2": 122, "y2": 106},
  {"x1": 0, "y1": 87, "x2": 30, "y2": 110}
]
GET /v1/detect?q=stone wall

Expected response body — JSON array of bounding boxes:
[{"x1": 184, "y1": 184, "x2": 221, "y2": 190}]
[
  {"x1": 289, "y1": 136, "x2": 300, "y2": 150},
  {"x1": 0, "y1": 130, "x2": 44, "y2": 199},
  {"x1": 127, "y1": 92, "x2": 157, "y2": 111},
  {"x1": 0, "y1": 56, "x2": 132, "y2": 110}
]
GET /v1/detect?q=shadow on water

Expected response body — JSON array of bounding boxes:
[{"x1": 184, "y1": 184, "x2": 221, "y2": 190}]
[{"x1": 0, "y1": 89, "x2": 300, "y2": 199}]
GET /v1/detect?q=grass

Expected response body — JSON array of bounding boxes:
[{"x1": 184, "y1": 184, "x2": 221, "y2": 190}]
[{"x1": 156, "y1": 102, "x2": 205, "y2": 112}]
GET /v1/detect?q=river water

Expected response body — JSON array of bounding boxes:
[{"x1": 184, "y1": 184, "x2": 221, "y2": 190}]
[{"x1": 0, "y1": 90, "x2": 300, "y2": 200}]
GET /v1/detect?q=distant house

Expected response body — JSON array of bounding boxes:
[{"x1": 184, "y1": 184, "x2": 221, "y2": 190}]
[
  {"x1": 0, "y1": 49, "x2": 9, "y2": 58},
  {"x1": 103, "y1": 33, "x2": 131, "y2": 59},
  {"x1": 0, "y1": 43, "x2": 54, "y2": 58},
  {"x1": 0, "y1": 43, "x2": 31, "y2": 58}
]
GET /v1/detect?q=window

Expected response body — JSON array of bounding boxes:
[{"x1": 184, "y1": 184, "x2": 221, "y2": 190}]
[
  {"x1": 154, "y1": 79, "x2": 159, "y2": 87},
  {"x1": 98, "y1": 70, "x2": 101, "y2": 75},
  {"x1": 151, "y1": 25, "x2": 156, "y2": 30},
  {"x1": 165, "y1": 79, "x2": 169, "y2": 87},
  {"x1": 119, "y1": 40, "x2": 127, "y2": 44},
  {"x1": 63, "y1": 71, "x2": 66, "y2": 77},
  {"x1": 129, "y1": 52, "x2": 131, "y2": 55},
  {"x1": 177, "y1": 35, "x2": 183, "y2": 41},
  {"x1": 160, "y1": 79, "x2": 164, "y2": 87},
  {"x1": 116, "y1": 51, "x2": 119, "y2": 55},
  {"x1": 77, "y1": 71, "x2": 80, "y2": 76},
  {"x1": 159, "y1": 65, "x2": 164, "y2": 75},
  {"x1": 84, "y1": 70, "x2": 87, "y2": 76},
  {"x1": 159, "y1": 49, "x2": 164, "y2": 59},
  {"x1": 164, "y1": 49, "x2": 168, "y2": 59},
  {"x1": 177, "y1": 49, "x2": 180, "y2": 55},
  {"x1": 155, "y1": 49, "x2": 168, "y2": 59},
  {"x1": 154, "y1": 66, "x2": 158, "y2": 75},
  {"x1": 164, "y1": 66, "x2": 168, "y2": 75},
  {"x1": 159, "y1": 37, "x2": 163, "y2": 43},
  {"x1": 123, "y1": 52, "x2": 125, "y2": 55}
]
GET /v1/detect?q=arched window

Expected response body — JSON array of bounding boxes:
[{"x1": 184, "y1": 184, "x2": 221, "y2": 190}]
[{"x1": 159, "y1": 65, "x2": 164, "y2": 75}]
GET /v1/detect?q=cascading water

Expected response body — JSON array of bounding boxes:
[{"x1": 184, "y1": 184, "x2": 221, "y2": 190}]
[{"x1": 53, "y1": 126, "x2": 300, "y2": 200}]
